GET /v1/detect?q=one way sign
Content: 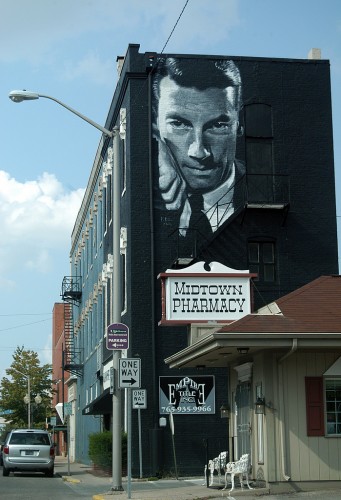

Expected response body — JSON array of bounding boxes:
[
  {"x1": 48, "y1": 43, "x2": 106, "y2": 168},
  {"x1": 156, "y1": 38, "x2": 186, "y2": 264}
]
[
  {"x1": 118, "y1": 358, "x2": 141, "y2": 388},
  {"x1": 132, "y1": 389, "x2": 147, "y2": 409}
]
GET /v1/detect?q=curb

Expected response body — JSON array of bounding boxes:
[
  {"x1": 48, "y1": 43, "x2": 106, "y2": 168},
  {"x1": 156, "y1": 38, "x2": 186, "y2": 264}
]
[{"x1": 62, "y1": 475, "x2": 81, "y2": 484}]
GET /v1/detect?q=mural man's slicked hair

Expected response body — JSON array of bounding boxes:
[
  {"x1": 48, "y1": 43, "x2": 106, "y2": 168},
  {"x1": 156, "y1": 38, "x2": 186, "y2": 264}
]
[{"x1": 152, "y1": 57, "x2": 242, "y2": 122}]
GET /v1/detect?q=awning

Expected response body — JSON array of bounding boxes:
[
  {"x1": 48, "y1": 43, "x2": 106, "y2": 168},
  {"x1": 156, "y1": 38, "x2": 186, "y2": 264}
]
[{"x1": 82, "y1": 388, "x2": 112, "y2": 415}]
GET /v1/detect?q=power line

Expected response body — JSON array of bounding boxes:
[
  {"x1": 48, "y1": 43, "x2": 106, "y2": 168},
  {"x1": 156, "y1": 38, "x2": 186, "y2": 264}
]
[
  {"x1": 0, "y1": 313, "x2": 52, "y2": 317},
  {"x1": 160, "y1": 0, "x2": 190, "y2": 54},
  {"x1": 0, "y1": 318, "x2": 51, "y2": 333}
]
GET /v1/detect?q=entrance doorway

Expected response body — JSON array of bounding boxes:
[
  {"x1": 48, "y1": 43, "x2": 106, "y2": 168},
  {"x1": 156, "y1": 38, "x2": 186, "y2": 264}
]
[{"x1": 235, "y1": 381, "x2": 252, "y2": 459}]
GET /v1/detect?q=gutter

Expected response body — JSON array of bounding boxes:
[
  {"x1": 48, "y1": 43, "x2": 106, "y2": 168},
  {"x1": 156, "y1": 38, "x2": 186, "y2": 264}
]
[{"x1": 278, "y1": 338, "x2": 298, "y2": 481}]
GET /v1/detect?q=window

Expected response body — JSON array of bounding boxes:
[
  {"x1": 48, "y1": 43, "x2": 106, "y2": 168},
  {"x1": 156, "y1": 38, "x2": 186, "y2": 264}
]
[
  {"x1": 325, "y1": 379, "x2": 341, "y2": 436},
  {"x1": 102, "y1": 187, "x2": 107, "y2": 234},
  {"x1": 248, "y1": 241, "x2": 275, "y2": 282},
  {"x1": 107, "y1": 174, "x2": 112, "y2": 226},
  {"x1": 244, "y1": 103, "x2": 274, "y2": 203},
  {"x1": 305, "y1": 376, "x2": 341, "y2": 437}
]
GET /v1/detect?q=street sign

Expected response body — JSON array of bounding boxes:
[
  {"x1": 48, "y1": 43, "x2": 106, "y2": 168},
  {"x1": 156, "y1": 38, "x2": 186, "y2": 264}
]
[
  {"x1": 107, "y1": 322, "x2": 129, "y2": 350},
  {"x1": 55, "y1": 403, "x2": 64, "y2": 424},
  {"x1": 64, "y1": 402, "x2": 72, "y2": 416},
  {"x1": 132, "y1": 389, "x2": 147, "y2": 409},
  {"x1": 118, "y1": 358, "x2": 141, "y2": 388}
]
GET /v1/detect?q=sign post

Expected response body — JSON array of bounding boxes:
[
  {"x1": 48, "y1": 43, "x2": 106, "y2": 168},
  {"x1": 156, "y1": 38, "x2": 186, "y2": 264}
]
[
  {"x1": 132, "y1": 389, "x2": 147, "y2": 478},
  {"x1": 107, "y1": 321, "x2": 129, "y2": 492},
  {"x1": 118, "y1": 359, "x2": 141, "y2": 498},
  {"x1": 63, "y1": 402, "x2": 72, "y2": 477}
]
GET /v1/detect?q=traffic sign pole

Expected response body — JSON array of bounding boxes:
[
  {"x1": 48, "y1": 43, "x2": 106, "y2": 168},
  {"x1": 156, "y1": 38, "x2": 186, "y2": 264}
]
[
  {"x1": 127, "y1": 388, "x2": 132, "y2": 499},
  {"x1": 132, "y1": 389, "x2": 146, "y2": 478},
  {"x1": 138, "y1": 408, "x2": 142, "y2": 478}
]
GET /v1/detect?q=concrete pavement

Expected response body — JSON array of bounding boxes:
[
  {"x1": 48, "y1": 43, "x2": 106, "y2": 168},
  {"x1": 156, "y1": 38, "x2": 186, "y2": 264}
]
[{"x1": 54, "y1": 457, "x2": 341, "y2": 500}]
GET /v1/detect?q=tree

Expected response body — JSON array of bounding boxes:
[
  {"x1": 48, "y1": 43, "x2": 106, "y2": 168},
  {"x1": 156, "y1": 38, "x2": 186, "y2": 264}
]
[{"x1": 0, "y1": 346, "x2": 53, "y2": 429}]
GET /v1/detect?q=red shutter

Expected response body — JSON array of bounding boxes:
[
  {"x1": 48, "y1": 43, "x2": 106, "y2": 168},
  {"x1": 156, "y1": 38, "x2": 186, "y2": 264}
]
[{"x1": 305, "y1": 376, "x2": 324, "y2": 436}]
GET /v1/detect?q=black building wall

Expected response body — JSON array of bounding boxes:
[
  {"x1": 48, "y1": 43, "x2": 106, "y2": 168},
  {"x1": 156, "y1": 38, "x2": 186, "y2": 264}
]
[{"x1": 105, "y1": 45, "x2": 338, "y2": 476}]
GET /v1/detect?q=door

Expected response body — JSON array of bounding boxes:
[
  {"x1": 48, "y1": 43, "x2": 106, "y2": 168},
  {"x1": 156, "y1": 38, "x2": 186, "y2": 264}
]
[{"x1": 235, "y1": 381, "x2": 252, "y2": 459}]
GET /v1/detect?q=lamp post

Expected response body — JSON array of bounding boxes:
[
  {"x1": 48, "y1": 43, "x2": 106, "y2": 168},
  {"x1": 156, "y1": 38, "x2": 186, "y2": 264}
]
[
  {"x1": 24, "y1": 392, "x2": 42, "y2": 427},
  {"x1": 9, "y1": 89, "x2": 122, "y2": 491},
  {"x1": 8, "y1": 90, "x2": 113, "y2": 138}
]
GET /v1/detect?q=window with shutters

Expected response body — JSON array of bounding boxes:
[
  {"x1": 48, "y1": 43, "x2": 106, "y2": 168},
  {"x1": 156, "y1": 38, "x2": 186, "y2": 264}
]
[{"x1": 325, "y1": 379, "x2": 341, "y2": 436}]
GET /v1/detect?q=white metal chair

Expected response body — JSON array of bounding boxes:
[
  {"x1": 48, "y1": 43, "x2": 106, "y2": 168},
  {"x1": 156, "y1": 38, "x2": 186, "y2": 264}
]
[
  {"x1": 223, "y1": 453, "x2": 253, "y2": 493},
  {"x1": 203, "y1": 451, "x2": 228, "y2": 486}
]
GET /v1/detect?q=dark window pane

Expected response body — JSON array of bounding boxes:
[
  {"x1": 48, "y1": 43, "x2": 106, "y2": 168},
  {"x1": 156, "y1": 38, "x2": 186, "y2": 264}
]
[
  {"x1": 249, "y1": 243, "x2": 259, "y2": 263},
  {"x1": 245, "y1": 103, "x2": 273, "y2": 137},
  {"x1": 326, "y1": 390, "x2": 335, "y2": 400},
  {"x1": 246, "y1": 141, "x2": 273, "y2": 175},
  {"x1": 263, "y1": 243, "x2": 274, "y2": 263},
  {"x1": 264, "y1": 264, "x2": 275, "y2": 282},
  {"x1": 327, "y1": 402, "x2": 335, "y2": 412}
]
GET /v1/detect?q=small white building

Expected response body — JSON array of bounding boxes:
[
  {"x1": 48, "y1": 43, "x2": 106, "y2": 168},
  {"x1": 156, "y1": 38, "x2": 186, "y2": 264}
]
[{"x1": 166, "y1": 275, "x2": 341, "y2": 493}]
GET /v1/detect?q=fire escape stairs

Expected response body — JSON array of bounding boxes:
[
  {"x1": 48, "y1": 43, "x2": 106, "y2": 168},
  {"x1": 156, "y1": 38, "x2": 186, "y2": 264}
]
[
  {"x1": 61, "y1": 276, "x2": 83, "y2": 377},
  {"x1": 171, "y1": 173, "x2": 290, "y2": 267}
]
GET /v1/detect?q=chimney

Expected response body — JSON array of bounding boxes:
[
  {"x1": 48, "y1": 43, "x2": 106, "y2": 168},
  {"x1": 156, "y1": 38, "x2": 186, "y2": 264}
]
[
  {"x1": 116, "y1": 56, "x2": 124, "y2": 77},
  {"x1": 308, "y1": 48, "x2": 321, "y2": 60}
]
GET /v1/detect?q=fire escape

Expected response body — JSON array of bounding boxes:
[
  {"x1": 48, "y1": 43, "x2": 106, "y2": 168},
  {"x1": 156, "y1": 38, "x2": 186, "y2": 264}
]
[
  {"x1": 61, "y1": 276, "x2": 83, "y2": 376},
  {"x1": 170, "y1": 173, "x2": 290, "y2": 266}
]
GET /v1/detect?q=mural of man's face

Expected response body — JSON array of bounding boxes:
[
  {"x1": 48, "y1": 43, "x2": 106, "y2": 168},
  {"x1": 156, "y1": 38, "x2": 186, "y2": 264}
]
[{"x1": 156, "y1": 76, "x2": 239, "y2": 193}]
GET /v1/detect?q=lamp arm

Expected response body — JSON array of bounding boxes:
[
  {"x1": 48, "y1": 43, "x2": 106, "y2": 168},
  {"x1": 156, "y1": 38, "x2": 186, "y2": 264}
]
[{"x1": 38, "y1": 94, "x2": 113, "y2": 138}]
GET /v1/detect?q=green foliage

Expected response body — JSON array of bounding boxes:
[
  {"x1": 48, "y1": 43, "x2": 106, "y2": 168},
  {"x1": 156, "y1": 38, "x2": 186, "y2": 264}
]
[
  {"x1": 0, "y1": 346, "x2": 53, "y2": 428},
  {"x1": 88, "y1": 431, "x2": 127, "y2": 471}
]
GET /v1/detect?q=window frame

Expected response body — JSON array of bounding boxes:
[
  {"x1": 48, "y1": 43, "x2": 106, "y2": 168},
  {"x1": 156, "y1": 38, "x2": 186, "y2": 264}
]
[
  {"x1": 248, "y1": 240, "x2": 276, "y2": 283},
  {"x1": 324, "y1": 377, "x2": 341, "y2": 437}
]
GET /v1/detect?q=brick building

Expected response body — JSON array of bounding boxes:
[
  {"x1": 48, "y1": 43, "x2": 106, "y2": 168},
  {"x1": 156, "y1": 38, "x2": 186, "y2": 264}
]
[{"x1": 59, "y1": 44, "x2": 338, "y2": 478}]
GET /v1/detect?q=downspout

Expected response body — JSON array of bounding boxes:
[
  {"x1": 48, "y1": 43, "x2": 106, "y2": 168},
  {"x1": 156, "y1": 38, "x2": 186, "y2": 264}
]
[
  {"x1": 148, "y1": 67, "x2": 159, "y2": 475},
  {"x1": 278, "y1": 338, "x2": 298, "y2": 481}
]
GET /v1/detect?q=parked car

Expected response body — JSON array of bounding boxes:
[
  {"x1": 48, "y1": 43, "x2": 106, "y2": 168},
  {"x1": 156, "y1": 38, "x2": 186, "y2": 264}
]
[{"x1": 2, "y1": 429, "x2": 55, "y2": 477}]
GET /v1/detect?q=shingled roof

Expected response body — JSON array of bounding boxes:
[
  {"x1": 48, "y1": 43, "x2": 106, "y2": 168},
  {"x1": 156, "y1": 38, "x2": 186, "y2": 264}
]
[
  {"x1": 217, "y1": 275, "x2": 341, "y2": 334},
  {"x1": 165, "y1": 275, "x2": 341, "y2": 368}
]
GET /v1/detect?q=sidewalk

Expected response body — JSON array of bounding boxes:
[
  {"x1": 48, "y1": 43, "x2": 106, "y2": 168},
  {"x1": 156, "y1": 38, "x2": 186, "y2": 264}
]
[{"x1": 54, "y1": 457, "x2": 341, "y2": 500}]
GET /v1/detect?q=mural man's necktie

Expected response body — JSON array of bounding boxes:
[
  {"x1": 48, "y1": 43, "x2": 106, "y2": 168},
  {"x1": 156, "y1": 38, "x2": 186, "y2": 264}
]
[{"x1": 188, "y1": 194, "x2": 213, "y2": 238}]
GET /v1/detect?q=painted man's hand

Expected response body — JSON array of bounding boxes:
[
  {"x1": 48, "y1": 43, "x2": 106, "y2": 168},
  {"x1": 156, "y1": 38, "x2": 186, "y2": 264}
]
[{"x1": 158, "y1": 139, "x2": 187, "y2": 211}]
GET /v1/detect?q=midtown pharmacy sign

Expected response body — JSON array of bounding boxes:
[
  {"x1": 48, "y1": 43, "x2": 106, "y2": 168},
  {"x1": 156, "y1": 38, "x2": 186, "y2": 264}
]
[{"x1": 158, "y1": 261, "x2": 256, "y2": 324}]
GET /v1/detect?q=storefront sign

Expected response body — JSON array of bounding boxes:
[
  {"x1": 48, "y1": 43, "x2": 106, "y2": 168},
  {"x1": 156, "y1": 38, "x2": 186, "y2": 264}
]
[
  {"x1": 158, "y1": 261, "x2": 256, "y2": 324},
  {"x1": 159, "y1": 375, "x2": 215, "y2": 415}
]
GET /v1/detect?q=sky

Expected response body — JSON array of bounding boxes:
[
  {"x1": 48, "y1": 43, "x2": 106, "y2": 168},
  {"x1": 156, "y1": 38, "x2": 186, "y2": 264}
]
[{"x1": 0, "y1": 0, "x2": 340, "y2": 379}]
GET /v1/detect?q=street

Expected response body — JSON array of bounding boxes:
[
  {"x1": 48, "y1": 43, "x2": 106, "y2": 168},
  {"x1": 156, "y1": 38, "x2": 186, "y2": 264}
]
[
  {"x1": 0, "y1": 473, "x2": 93, "y2": 499},
  {"x1": 0, "y1": 464, "x2": 106, "y2": 499},
  {"x1": 2, "y1": 459, "x2": 341, "y2": 500}
]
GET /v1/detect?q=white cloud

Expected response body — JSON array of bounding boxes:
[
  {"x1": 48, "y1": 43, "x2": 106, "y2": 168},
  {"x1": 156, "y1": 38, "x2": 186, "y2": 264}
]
[{"x1": 0, "y1": 170, "x2": 84, "y2": 277}]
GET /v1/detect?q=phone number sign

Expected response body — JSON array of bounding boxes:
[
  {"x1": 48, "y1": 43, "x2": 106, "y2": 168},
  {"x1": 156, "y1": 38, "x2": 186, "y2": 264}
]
[{"x1": 159, "y1": 375, "x2": 215, "y2": 414}]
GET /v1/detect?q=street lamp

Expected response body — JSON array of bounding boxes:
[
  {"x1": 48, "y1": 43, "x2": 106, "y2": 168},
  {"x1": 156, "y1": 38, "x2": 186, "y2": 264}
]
[
  {"x1": 9, "y1": 89, "x2": 122, "y2": 491},
  {"x1": 8, "y1": 90, "x2": 113, "y2": 138},
  {"x1": 24, "y1": 392, "x2": 42, "y2": 427}
]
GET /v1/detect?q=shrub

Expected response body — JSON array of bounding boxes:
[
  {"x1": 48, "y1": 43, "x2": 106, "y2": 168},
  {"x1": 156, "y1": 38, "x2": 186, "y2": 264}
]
[{"x1": 88, "y1": 431, "x2": 127, "y2": 471}]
